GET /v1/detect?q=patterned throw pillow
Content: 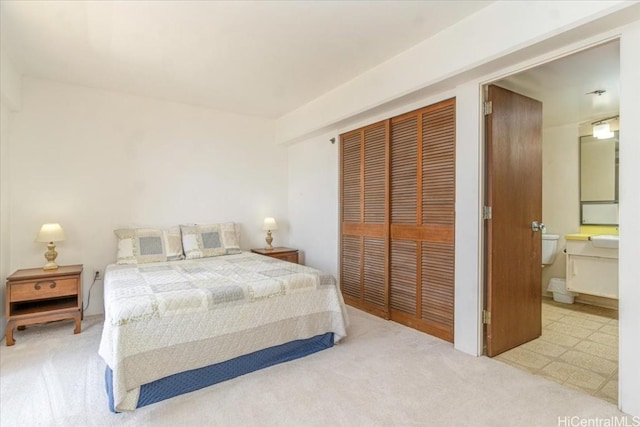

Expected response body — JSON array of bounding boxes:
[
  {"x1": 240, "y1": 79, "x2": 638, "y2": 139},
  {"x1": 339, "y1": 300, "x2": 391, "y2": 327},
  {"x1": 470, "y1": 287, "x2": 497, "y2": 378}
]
[
  {"x1": 222, "y1": 222, "x2": 242, "y2": 255},
  {"x1": 114, "y1": 227, "x2": 184, "y2": 264},
  {"x1": 180, "y1": 222, "x2": 242, "y2": 259},
  {"x1": 162, "y1": 227, "x2": 186, "y2": 261}
]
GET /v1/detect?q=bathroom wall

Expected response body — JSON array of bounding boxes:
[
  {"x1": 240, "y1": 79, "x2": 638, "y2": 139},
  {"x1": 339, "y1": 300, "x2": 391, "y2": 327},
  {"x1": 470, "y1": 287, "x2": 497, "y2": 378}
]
[{"x1": 541, "y1": 124, "x2": 581, "y2": 293}]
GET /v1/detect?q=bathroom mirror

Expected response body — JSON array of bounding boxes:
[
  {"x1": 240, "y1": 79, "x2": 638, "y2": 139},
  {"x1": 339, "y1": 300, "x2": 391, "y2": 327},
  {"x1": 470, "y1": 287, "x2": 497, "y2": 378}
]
[
  {"x1": 580, "y1": 131, "x2": 619, "y2": 225},
  {"x1": 580, "y1": 131, "x2": 618, "y2": 202}
]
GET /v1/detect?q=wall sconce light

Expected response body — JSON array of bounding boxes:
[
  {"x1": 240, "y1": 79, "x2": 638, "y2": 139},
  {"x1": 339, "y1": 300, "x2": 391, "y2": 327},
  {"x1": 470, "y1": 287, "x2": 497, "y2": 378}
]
[{"x1": 592, "y1": 115, "x2": 618, "y2": 140}]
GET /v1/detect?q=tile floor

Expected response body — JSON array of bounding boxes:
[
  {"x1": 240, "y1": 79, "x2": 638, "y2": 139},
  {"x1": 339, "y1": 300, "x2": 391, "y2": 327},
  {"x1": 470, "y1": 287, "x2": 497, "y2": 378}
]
[{"x1": 495, "y1": 297, "x2": 618, "y2": 404}]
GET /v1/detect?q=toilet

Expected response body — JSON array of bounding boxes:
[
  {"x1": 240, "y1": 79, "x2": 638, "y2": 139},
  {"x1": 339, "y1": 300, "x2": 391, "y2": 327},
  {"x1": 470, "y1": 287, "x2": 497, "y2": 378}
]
[
  {"x1": 542, "y1": 233, "x2": 576, "y2": 304},
  {"x1": 541, "y1": 234, "x2": 560, "y2": 267}
]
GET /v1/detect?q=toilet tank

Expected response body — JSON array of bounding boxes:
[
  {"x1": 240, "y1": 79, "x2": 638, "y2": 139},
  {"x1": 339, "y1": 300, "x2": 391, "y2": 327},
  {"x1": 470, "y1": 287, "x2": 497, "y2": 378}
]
[{"x1": 542, "y1": 234, "x2": 560, "y2": 265}]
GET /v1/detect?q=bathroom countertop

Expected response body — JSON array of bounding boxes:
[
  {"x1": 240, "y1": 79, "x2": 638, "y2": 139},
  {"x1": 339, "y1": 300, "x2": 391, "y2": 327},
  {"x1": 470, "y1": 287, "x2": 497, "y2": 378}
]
[
  {"x1": 565, "y1": 226, "x2": 619, "y2": 241},
  {"x1": 565, "y1": 233, "x2": 592, "y2": 241}
]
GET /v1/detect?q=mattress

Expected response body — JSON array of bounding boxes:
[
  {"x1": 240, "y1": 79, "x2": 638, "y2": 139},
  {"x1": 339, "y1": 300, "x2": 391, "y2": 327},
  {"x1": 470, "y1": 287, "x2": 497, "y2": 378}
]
[{"x1": 98, "y1": 251, "x2": 349, "y2": 412}]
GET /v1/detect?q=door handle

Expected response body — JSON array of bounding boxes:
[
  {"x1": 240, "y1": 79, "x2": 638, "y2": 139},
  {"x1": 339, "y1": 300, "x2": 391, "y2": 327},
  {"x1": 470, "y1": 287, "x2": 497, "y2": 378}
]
[{"x1": 531, "y1": 221, "x2": 545, "y2": 232}]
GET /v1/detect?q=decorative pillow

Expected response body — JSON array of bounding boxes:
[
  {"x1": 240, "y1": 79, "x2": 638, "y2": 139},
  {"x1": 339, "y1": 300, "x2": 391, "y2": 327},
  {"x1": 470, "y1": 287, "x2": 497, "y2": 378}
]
[
  {"x1": 180, "y1": 222, "x2": 242, "y2": 259},
  {"x1": 222, "y1": 222, "x2": 242, "y2": 255},
  {"x1": 114, "y1": 227, "x2": 184, "y2": 264},
  {"x1": 163, "y1": 227, "x2": 186, "y2": 261}
]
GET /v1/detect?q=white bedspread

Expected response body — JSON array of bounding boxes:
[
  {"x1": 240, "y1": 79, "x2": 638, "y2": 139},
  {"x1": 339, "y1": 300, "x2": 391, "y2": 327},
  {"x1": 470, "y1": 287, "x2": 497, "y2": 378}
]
[{"x1": 98, "y1": 252, "x2": 349, "y2": 412}]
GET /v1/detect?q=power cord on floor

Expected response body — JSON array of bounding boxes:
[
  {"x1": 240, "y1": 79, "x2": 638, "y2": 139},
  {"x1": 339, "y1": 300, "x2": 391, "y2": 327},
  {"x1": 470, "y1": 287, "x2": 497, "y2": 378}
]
[{"x1": 83, "y1": 271, "x2": 101, "y2": 313}]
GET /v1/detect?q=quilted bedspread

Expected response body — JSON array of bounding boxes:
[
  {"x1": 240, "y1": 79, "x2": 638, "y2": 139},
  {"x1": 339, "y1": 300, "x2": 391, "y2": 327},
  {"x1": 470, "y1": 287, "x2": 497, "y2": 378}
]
[{"x1": 98, "y1": 252, "x2": 349, "y2": 412}]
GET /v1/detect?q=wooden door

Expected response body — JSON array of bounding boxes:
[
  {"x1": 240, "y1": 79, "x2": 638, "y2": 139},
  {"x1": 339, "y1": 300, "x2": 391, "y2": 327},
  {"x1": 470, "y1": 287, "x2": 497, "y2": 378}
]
[
  {"x1": 485, "y1": 85, "x2": 543, "y2": 357},
  {"x1": 389, "y1": 98, "x2": 456, "y2": 342},
  {"x1": 340, "y1": 120, "x2": 390, "y2": 318}
]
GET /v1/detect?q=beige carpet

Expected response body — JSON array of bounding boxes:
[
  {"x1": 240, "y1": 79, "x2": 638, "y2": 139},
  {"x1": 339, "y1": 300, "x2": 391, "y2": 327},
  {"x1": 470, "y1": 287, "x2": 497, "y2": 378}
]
[{"x1": 0, "y1": 306, "x2": 629, "y2": 427}]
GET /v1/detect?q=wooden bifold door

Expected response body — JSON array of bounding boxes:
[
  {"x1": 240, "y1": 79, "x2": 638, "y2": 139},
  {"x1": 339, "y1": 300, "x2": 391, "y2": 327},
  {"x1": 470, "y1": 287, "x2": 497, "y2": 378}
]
[{"x1": 340, "y1": 98, "x2": 456, "y2": 342}]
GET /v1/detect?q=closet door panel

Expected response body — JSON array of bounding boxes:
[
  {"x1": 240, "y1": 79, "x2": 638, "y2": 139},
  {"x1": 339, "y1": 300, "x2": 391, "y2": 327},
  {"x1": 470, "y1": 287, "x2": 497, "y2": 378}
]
[
  {"x1": 363, "y1": 237, "x2": 386, "y2": 307},
  {"x1": 364, "y1": 126, "x2": 386, "y2": 224},
  {"x1": 389, "y1": 99, "x2": 455, "y2": 343},
  {"x1": 391, "y1": 117, "x2": 418, "y2": 225},
  {"x1": 420, "y1": 101, "x2": 455, "y2": 341},
  {"x1": 421, "y1": 242, "x2": 455, "y2": 338},
  {"x1": 390, "y1": 240, "x2": 417, "y2": 315},
  {"x1": 341, "y1": 235, "x2": 361, "y2": 300},
  {"x1": 342, "y1": 132, "x2": 362, "y2": 223},
  {"x1": 340, "y1": 121, "x2": 389, "y2": 318},
  {"x1": 422, "y1": 103, "x2": 456, "y2": 226}
]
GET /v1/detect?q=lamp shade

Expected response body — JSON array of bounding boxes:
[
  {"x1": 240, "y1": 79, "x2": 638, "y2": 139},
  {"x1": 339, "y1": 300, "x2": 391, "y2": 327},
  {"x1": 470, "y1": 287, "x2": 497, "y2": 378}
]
[
  {"x1": 262, "y1": 217, "x2": 278, "y2": 231},
  {"x1": 35, "y1": 223, "x2": 66, "y2": 243}
]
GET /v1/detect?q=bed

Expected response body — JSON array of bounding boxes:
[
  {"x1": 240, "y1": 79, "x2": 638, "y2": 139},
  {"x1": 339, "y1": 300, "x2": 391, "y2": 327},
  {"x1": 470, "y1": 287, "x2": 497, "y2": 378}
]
[{"x1": 98, "y1": 251, "x2": 349, "y2": 412}]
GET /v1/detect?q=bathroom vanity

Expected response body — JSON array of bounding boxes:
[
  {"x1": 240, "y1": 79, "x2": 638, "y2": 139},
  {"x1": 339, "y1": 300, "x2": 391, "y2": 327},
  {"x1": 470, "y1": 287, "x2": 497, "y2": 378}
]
[
  {"x1": 565, "y1": 130, "x2": 620, "y2": 300},
  {"x1": 565, "y1": 237, "x2": 619, "y2": 299}
]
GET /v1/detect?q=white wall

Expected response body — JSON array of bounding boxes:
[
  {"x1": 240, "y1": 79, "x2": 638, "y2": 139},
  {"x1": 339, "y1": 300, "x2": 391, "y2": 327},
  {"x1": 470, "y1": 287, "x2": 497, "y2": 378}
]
[
  {"x1": 453, "y1": 83, "x2": 484, "y2": 356},
  {"x1": 0, "y1": 50, "x2": 21, "y2": 336},
  {"x1": 0, "y1": 101, "x2": 10, "y2": 335},
  {"x1": 287, "y1": 130, "x2": 339, "y2": 275},
  {"x1": 286, "y1": 4, "x2": 640, "y2": 417},
  {"x1": 0, "y1": 49, "x2": 22, "y2": 110},
  {"x1": 618, "y1": 20, "x2": 640, "y2": 418},
  {"x1": 9, "y1": 77, "x2": 286, "y2": 315},
  {"x1": 541, "y1": 124, "x2": 581, "y2": 290}
]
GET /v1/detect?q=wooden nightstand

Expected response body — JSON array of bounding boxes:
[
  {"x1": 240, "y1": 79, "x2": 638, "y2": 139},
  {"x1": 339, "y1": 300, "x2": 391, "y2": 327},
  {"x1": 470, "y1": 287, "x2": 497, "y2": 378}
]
[
  {"x1": 5, "y1": 264, "x2": 83, "y2": 346},
  {"x1": 251, "y1": 247, "x2": 299, "y2": 264}
]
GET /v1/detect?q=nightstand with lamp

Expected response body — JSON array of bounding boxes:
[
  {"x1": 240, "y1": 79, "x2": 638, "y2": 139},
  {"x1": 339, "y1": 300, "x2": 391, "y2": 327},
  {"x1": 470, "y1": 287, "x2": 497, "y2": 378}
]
[
  {"x1": 251, "y1": 217, "x2": 300, "y2": 264},
  {"x1": 4, "y1": 223, "x2": 83, "y2": 346}
]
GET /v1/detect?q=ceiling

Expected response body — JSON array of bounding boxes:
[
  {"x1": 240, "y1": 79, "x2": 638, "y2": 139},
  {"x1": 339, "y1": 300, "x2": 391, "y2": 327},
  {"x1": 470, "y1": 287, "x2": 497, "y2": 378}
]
[
  {"x1": 496, "y1": 40, "x2": 620, "y2": 129},
  {"x1": 0, "y1": 0, "x2": 492, "y2": 118}
]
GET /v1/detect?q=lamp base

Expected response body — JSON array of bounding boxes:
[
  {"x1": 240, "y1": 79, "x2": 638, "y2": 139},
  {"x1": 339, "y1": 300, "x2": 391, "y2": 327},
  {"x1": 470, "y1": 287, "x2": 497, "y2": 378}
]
[
  {"x1": 265, "y1": 230, "x2": 274, "y2": 250},
  {"x1": 43, "y1": 242, "x2": 59, "y2": 270},
  {"x1": 43, "y1": 261, "x2": 59, "y2": 270}
]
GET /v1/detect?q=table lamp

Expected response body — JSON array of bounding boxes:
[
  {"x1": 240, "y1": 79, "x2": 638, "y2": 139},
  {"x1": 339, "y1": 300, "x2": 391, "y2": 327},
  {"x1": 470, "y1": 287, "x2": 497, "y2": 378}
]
[
  {"x1": 262, "y1": 217, "x2": 278, "y2": 250},
  {"x1": 35, "y1": 223, "x2": 66, "y2": 270}
]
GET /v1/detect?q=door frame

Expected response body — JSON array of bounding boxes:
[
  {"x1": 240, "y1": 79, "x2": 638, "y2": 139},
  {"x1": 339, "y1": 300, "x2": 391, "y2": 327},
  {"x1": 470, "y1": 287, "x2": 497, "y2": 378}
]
[
  {"x1": 476, "y1": 37, "x2": 622, "y2": 353},
  {"x1": 455, "y1": 30, "x2": 626, "y2": 358}
]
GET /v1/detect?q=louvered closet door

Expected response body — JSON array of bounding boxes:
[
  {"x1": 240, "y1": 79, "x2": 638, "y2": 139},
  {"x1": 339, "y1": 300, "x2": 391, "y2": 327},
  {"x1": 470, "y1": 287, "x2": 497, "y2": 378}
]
[
  {"x1": 340, "y1": 121, "x2": 389, "y2": 318},
  {"x1": 390, "y1": 98, "x2": 455, "y2": 342}
]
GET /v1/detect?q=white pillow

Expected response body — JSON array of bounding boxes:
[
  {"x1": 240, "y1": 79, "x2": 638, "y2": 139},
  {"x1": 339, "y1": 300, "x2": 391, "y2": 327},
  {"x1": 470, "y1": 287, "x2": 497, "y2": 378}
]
[
  {"x1": 114, "y1": 227, "x2": 184, "y2": 264},
  {"x1": 180, "y1": 222, "x2": 241, "y2": 259}
]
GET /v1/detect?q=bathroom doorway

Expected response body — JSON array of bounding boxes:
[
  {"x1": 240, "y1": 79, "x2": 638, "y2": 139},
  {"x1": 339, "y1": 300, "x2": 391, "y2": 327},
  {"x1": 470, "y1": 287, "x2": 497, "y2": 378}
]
[{"x1": 483, "y1": 39, "x2": 620, "y2": 405}]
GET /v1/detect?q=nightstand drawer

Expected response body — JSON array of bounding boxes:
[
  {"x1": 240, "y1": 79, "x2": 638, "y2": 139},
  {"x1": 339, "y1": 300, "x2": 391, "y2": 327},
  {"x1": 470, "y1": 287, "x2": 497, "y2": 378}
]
[
  {"x1": 275, "y1": 253, "x2": 298, "y2": 263},
  {"x1": 10, "y1": 277, "x2": 78, "y2": 302}
]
